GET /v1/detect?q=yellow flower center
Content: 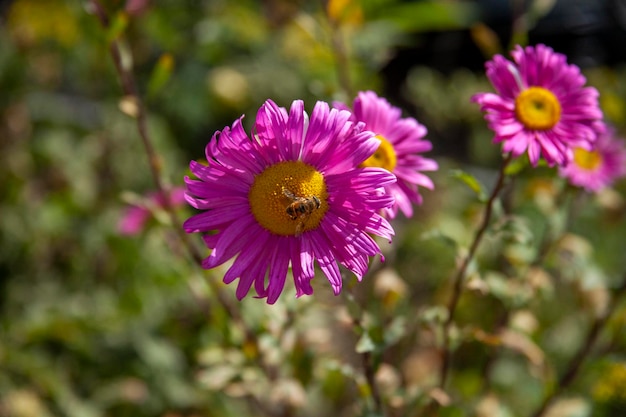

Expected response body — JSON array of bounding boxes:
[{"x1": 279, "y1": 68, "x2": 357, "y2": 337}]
[
  {"x1": 360, "y1": 135, "x2": 397, "y2": 171},
  {"x1": 249, "y1": 161, "x2": 328, "y2": 236},
  {"x1": 573, "y1": 147, "x2": 602, "y2": 171},
  {"x1": 515, "y1": 87, "x2": 562, "y2": 130}
]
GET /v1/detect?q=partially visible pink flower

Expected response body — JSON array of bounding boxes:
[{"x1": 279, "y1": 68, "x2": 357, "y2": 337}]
[
  {"x1": 559, "y1": 128, "x2": 626, "y2": 192},
  {"x1": 184, "y1": 99, "x2": 395, "y2": 304},
  {"x1": 472, "y1": 44, "x2": 604, "y2": 167},
  {"x1": 118, "y1": 187, "x2": 186, "y2": 235},
  {"x1": 125, "y1": 0, "x2": 151, "y2": 16},
  {"x1": 334, "y1": 91, "x2": 438, "y2": 219}
]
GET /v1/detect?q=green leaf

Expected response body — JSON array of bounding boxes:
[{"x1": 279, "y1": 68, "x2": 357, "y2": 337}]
[
  {"x1": 377, "y1": 1, "x2": 479, "y2": 32},
  {"x1": 147, "y1": 53, "x2": 175, "y2": 98},
  {"x1": 450, "y1": 169, "x2": 487, "y2": 201},
  {"x1": 383, "y1": 316, "x2": 406, "y2": 347},
  {"x1": 355, "y1": 332, "x2": 376, "y2": 353},
  {"x1": 420, "y1": 228, "x2": 459, "y2": 249},
  {"x1": 492, "y1": 215, "x2": 534, "y2": 245},
  {"x1": 418, "y1": 305, "x2": 448, "y2": 325},
  {"x1": 504, "y1": 154, "x2": 529, "y2": 176},
  {"x1": 106, "y1": 12, "x2": 129, "y2": 43}
]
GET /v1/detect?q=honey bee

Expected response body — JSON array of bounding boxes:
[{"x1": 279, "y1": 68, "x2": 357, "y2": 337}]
[{"x1": 283, "y1": 189, "x2": 321, "y2": 236}]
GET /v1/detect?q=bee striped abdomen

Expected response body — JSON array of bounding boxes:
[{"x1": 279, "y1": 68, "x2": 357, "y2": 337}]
[{"x1": 283, "y1": 190, "x2": 321, "y2": 236}]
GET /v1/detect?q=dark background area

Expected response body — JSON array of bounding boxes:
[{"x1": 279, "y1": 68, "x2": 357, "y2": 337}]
[{"x1": 381, "y1": 0, "x2": 626, "y2": 160}]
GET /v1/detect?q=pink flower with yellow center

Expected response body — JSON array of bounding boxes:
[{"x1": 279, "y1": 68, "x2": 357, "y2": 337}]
[
  {"x1": 334, "y1": 91, "x2": 438, "y2": 219},
  {"x1": 184, "y1": 99, "x2": 395, "y2": 304},
  {"x1": 472, "y1": 44, "x2": 604, "y2": 166},
  {"x1": 559, "y1": 127, "x2": 626, "y2": 192}
]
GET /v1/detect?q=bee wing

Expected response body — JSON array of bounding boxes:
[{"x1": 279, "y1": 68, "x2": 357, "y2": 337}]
[{"x1": 283, "y1": 188, "x2": 296, "y2": 200}]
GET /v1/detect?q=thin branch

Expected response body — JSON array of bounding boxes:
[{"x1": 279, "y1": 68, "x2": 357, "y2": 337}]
[
  {"x1": 324, "y1": 4, "x2": 355, "y2": 99},
  {"x1": 90, "y1": 1, "x2": 201, "y2": 261},
  {"x1": 343, "y1": 290, "x2": 386, "y2": 416},
  {"x1": 478, "y1": 307, "x2": 510, "y2": 393},
  {"x1": 417, "y1": 157, "x2": 512, "y2": 417},
  {"x1": 438, "y1": 154, "x2": 512, "y2": 390},
  {"x1": 479, "y1": 182, "x2": 575, "y2": 392},
  {"x1": 88, "y1": 0, "x2": 263, "y2": 357},
  {"x1": 509, "y1": 0, "x2": 529, "y2": 49}
]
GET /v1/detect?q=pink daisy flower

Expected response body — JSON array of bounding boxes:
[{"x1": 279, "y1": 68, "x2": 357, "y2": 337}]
[
  {"x1": 472, "y1": 44, "x2": 604, "y2": 167},
  {"x1": 335, "y1": 91, "x2": 438, "y2": 219},
  {"x1": 183, "y1": 99, "x2": 395, "y2": 304},
  {"x1": 559, "y1": 127, "x2": 626, "y2": 192},
  {"x1": 118, "y1": 187, "x2": 186, "y2": 236}
]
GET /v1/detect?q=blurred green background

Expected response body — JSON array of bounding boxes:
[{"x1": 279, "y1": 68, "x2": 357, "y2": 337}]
[{"x1": 2, "y1": 1, "x2": 626, "y2": 416}]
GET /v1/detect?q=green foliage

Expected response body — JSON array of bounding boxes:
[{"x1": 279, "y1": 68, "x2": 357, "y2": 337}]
[
  {"x1": 375, "y1": 1, "x2": 479, "y2": 32},
  {"x1": 2, "y1": 1, "x2": 626, "y2": 417},
  {"x1": 449, "y1": 169, "x2": 487, "y2": 202}
]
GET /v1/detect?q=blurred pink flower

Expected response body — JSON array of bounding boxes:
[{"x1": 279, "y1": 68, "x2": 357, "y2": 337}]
[
  {"x1": 334, "y1": 91, "x2": 438, "y2": 219},
  {"x1": 559, "y1": 128, "x2": 626, "y2": 192},
  {"x1": 125, "y1": 0, "x2": 151, "y2": 16},
  {"x1": 118, "y1": 187, "x2": 186, "y2": 236},
  {"x1": 472, "y1": 44, "x2": 604, "y2": 167}
]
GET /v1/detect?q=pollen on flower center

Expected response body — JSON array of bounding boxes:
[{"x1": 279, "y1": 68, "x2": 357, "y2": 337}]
[
  {"x1": 249, "y1": 161, "x2": 328, "y2": 236},
  {"x1": 573, "y1": 147, "x2": 602, "y2": 171},
  {"x1": 360, "y1": 135, "x2": 397, "y2": 171},
  {"x1": 515, "y1": 86, "x2": 562, "y2": 130}
]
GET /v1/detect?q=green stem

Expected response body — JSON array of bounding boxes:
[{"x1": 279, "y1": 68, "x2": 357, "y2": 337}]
[
  {"x1": 418, "y1": 157, "x2": 511, "y2": 417},
  {"x1": 325, "y1": 4, "x2": 354, "y2": 99},
  {"x1": 89, "y1": 0, "x2": 262, "y2": 360},
  {"x1": 344, "y1": 290, "x2": 385, "y2": 416},
  {"x1": 438, "y1": 154, "x2": 512, "y2": 392}
]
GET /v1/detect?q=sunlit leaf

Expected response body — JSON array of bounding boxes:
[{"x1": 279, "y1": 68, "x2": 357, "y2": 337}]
[
  {"x1": 542, "y1": 398, "x2": 591, "y2": 417},
  {"x1": 118, "y1": 95, "x2": 139, "y2": 118},
  {"x1": 474, "y1": 329, "x2": 545, "y2": 370},
  {"x1": 475, "y1": 393, "x2": 515, "y2": 417},
  {"x1": 106, "y1": 12, "x2": 129, "y2": 43},
  {"x1": 470, "y1": 23, "x2": 502, "y2": 57},
  {"x1": 383, "y1": 316, "x2": 406, "y2": 347},
  {"x1": 450, "y1": 169, "x2": 487, "y2": 201},
  {"x1": 504, "y1": 154, "x2": 529, "y2": 176},
  {"x1": 492, "y1": 215, "x2": 534, "y2": 245},
  {"x1": 356, "y1": 332, "x2": 376, "y2": 353},
  {"x1": 377, "y1": 1, "x2": 479, "y2": 32},
  {"x1": 147, "y1": 53, "x2": 175, "y2": 99},
  {"x1": 197, "y1": 364, "x2": 239, "y2": 391}
]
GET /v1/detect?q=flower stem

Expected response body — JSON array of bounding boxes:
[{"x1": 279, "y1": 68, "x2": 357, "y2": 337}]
[
  {"x1": 528, "y1": 274, "x2": 626, "y2": 417},
  {"x1": 343, "y1": 290, "x2": 385, "y2": 416},
  {"x1": 479, "y1": 182, "x2": 573, "y2": 392},
  {"x1": 438, "y1": 154, "x2": 512, "y2": 391},
  {"x1": 89, "y1": 1, "x2": 201, "y2": 262},
  {"x1": 510, "y1": 0, "x2": 529, "y2": 49},
  {"x1": 324, "y1": 4, "x2": 355, "y2": 99},
  {"x1": 88, "y1": 0, "x2": 260, "y2": 354},
  {"x1": 418, "y1": 158, "x2": 512, "y2": 417}
]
